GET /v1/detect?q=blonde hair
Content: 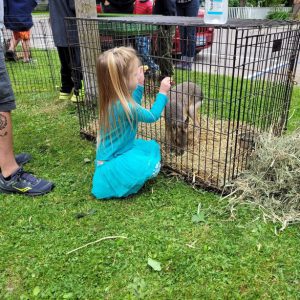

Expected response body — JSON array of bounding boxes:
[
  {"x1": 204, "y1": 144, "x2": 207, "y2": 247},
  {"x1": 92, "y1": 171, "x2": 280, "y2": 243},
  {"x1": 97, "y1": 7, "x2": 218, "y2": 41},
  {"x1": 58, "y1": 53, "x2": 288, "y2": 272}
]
[{"x1": 96, "y1": 46, "x2": 140, "y2": 142}]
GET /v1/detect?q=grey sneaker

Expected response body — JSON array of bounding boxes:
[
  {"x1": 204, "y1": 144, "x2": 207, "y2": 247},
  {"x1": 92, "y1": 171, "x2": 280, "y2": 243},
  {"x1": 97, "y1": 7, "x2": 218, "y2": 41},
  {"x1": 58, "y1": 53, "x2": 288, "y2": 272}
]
[
  {"x1": 15, "y1": 153, "x2": 32, "y2": 166},
  {"x1": 0, "y1": 168, "x2": 54, "y2": 196}
]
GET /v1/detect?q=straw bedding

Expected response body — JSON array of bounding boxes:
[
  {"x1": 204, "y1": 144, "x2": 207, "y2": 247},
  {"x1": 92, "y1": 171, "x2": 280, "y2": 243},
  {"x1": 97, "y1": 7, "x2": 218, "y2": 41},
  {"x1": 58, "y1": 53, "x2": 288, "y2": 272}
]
[{"x1": 226, "y1": 129, "x2": 300, "y2": 230}]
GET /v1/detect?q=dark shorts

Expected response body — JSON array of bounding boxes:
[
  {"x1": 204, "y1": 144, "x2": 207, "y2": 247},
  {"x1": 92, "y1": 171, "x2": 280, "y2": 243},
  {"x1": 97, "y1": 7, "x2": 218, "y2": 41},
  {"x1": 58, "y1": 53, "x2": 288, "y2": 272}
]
[{"x1": 0, "y1": 44, "x2": 16, "y2": 112}]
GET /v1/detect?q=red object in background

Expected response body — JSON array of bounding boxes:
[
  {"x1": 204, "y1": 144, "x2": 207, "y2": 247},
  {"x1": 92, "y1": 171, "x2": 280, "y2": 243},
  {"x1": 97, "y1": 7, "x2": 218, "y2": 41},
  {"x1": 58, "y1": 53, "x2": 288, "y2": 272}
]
[
  {"x1": 134, "y1": 0, "x2": 153, "y2": 15},
  {"x1": 96, "y1": 4, "x2": 102, "y2": 14}
]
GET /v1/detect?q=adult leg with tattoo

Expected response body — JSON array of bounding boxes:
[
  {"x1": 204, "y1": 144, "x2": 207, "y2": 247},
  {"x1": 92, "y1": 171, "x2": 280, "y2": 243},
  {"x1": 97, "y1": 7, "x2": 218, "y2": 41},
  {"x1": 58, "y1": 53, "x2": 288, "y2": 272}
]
[
  {"x1": 0, "y1": 110, "x2": 54, "y2": 195},
  {"x1": 0, "y1": 112, "x2": 19, "y2": 178},
  {"x1": 0, "y1": 112, "x2": 31, "y2": 172},
  {"x1": 0, "y1": 43, "x2": 54, "y2": 195}
]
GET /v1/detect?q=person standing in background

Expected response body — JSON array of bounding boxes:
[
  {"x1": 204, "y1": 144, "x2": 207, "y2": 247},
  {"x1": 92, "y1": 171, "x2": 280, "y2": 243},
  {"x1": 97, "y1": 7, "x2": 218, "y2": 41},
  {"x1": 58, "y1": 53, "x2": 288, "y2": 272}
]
[
  {"x1": 176, "y1": 0, "x2": 200, "y2": 70},
  {"x1": 49, "y1": 0, "x2": 83, "y2": 103},
  {"x1": 134, "y1": 0, "x2": 159, "y2": 76},
  {"x1": 152, "y1": 0, "x2": 177, "y2": 78}
]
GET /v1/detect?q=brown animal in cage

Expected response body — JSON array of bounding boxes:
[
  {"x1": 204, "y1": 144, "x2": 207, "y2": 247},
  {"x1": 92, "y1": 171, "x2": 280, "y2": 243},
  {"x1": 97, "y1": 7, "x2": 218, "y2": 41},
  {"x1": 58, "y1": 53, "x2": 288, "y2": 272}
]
[{"x1": 165, "y1": 82, "x2": 204, "y2": 155}]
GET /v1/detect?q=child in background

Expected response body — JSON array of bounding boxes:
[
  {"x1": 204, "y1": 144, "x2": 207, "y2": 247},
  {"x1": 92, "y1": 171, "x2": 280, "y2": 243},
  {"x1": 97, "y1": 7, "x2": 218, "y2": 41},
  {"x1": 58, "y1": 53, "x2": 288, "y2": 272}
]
[
  {"x1": 92, "y1": 47, "x2": 171, "y2": 199},
  {"x1": 4, "y1": 0, "x2": 37, "y2": 63},
  {"x1": 134, "y1": 0, "x2": 159, "y2": 76}
]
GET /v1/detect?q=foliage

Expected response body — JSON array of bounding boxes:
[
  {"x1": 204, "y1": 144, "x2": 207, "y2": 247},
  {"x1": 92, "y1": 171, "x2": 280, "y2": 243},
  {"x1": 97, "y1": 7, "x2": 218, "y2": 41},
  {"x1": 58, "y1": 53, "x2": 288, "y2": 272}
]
[
  {"x1": 244, "y1": 0, "x2": 287, "y2": 7},
  {"x1": 267, "y1": 10, "x2": 290, "y2": 20},
  {"x1": 229, "y1": 0, "x2": 240, "y2": 7}
]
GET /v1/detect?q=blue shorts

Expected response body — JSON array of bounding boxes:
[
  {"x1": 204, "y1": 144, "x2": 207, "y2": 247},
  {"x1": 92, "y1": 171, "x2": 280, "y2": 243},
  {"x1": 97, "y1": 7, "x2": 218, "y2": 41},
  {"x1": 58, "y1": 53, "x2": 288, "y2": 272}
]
[{"x1": 0, "y1": 44, "x2": 16, "y2": 112}]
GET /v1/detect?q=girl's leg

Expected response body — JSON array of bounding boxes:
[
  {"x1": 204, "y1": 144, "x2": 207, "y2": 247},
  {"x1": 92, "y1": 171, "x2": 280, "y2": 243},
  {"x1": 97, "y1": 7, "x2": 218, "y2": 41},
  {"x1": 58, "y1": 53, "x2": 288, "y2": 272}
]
[
  {"x1": 8, "y1": 33, "x2": 19, "y2": 52},
  {"x1": 5, "y1": 33, "x2": 19, "y2": 61},
  {"x1": 21, "y1": 39, "x2": 30, "y2": 62}
]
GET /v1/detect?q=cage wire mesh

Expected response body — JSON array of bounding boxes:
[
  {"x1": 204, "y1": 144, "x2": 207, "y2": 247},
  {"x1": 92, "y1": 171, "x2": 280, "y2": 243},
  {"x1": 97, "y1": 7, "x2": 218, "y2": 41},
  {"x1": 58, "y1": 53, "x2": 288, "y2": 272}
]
[
  {"x1": 1, "y1": 16, "x2": 60, "y2": 94},
  {"x1": 66, "y1": 16, "x2": 300, "y2": 191}
]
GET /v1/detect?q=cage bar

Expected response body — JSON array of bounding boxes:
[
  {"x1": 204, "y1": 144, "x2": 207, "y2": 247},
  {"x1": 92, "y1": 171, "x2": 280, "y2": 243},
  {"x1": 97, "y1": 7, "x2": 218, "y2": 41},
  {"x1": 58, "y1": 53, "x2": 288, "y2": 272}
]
[{"x1": 66, "y1": 16, "x2": 300, "y2": 190}]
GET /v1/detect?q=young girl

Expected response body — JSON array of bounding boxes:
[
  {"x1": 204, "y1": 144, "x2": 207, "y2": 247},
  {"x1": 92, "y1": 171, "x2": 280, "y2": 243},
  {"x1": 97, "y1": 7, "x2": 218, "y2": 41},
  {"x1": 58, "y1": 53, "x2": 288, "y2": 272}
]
[
  {"x1": 92, "y1": 47, "x2": 171, "y2": 199},
  {"x1": 4, "y1": 0, "x2": 38, "y2": 63}
]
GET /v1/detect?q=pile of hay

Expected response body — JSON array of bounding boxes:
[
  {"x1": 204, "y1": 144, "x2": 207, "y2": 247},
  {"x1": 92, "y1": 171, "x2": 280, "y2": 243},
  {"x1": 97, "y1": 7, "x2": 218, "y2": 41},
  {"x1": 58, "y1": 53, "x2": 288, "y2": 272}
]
[
  {"x1": 138, "y1": 114, "x2": 250, "y2": 188},
  {"x1": 226, "y1": 129, "x2": 300, "y2": 230}
]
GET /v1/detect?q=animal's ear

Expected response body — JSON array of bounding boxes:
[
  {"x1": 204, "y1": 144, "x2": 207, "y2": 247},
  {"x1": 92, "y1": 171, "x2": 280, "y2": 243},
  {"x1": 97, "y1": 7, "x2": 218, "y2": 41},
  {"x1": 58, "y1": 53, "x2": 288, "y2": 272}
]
[
  {"x1": 184, "y1": 115, "x2": 189, "y2": 129},
  {"x1": 172, "y1": 122, "x2": 177, "y2": 131}
]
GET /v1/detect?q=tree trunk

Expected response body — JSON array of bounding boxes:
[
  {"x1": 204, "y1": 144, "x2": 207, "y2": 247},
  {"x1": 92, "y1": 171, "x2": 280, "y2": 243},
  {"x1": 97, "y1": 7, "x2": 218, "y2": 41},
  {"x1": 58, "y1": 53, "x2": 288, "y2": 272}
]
[
  {"x1": 74, "y1": 0, "x2": 100, "y2": 102},
  {"x1": 239, "y1": 0, "x2": 246, "y2": 7},
  {"x1": 293, "y1": 0, "x2": 300, "y2": 19},
  {"x1": 75, "y1": 0, "x2": 97, "y2": 18}
]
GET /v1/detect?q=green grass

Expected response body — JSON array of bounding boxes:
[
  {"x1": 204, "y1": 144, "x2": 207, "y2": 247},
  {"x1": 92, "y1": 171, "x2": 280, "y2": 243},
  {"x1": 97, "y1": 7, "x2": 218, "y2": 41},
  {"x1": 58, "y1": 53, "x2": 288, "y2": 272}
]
[
  {"x1": 287, "y1": 86, "x2": 300, "y2": 132},
  {"x1": 173, "y1": 69, "x2": 294, "y2": 131},
  {"x1": 0, "y1": 84, "x2": 299, "y2": 298},
  {"x1": 32, "y1": 11, "x2": 49, "y2": 16},
  {"x1": 6, "y1": 49, "x2": 60, "y2": 94}
]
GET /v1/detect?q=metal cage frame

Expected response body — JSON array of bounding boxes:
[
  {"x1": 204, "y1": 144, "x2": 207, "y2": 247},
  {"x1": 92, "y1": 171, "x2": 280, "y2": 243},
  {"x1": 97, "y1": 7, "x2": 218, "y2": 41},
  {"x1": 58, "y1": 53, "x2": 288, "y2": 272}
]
[{"x1": 66, "y1": 16, "x2": 300, "y2": 191}]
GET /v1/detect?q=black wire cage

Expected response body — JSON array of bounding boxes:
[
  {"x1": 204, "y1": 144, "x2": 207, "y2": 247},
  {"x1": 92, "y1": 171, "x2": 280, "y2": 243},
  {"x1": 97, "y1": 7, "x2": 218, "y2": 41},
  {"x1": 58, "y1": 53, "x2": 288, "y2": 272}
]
[
  {"x1": 1, "y1": 17, "x2": 60, "y2": 94},
  {"x1": 66, "y1": 16, "x2": 300, "y2": 191}
]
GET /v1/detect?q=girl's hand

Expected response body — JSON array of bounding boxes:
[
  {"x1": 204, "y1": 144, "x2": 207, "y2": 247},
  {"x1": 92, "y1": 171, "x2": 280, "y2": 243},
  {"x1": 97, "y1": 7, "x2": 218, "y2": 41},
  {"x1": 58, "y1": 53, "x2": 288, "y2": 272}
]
[
  {"x1": 138, "y1": 66, "x2": 145, "y2": 85},
  {"x1": 159, "y1": 77, "x2": 171, "y2": 95}
]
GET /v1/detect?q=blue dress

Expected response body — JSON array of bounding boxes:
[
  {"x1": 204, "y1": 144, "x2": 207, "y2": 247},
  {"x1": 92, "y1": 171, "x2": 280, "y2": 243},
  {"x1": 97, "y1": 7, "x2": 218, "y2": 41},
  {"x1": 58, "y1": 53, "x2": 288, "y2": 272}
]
[{"x1": 92, "y1": 85, "x2": 168, "y2": 199}]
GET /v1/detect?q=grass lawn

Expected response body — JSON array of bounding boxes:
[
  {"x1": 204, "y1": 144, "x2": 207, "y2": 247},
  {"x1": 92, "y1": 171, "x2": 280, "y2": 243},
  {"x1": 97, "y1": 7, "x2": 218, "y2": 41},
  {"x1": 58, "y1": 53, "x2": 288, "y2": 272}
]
[{"x1": 0, "y1": 82, "x2": 299, "y2": 298}]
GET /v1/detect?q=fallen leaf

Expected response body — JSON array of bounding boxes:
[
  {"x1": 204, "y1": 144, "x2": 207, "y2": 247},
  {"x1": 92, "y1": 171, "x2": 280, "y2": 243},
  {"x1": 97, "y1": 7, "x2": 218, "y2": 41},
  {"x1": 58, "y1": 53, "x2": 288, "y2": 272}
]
[
  {"x1": 192, "y1": 212, "x2": 205, "y2": 224},
  {"x1": 148, "y1": 258, "x2": 161, "y2": 271},
  {"x1": 33, "y1": 286, "x2": 40, "y2": 297}
]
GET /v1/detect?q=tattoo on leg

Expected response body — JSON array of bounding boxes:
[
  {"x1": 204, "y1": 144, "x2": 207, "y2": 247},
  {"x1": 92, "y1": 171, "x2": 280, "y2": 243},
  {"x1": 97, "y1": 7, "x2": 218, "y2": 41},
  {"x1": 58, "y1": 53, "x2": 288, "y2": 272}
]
[{"x1": 0, "y1": 113, "x2": 8, "y2": 137}]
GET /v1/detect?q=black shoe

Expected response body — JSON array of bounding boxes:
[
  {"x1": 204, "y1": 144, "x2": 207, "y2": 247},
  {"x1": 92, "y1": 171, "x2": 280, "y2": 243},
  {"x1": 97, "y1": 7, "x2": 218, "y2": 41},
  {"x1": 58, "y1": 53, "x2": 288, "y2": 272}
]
[
  {"x1": 15, "y1": 153, "x2": 32, "y2": 166},
  {"x1": 5, "y1": 50, "x2": 17, "y2": 62},
  {"x1": 0, "y1": 168, "x2": 54, "y2": 196}
]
